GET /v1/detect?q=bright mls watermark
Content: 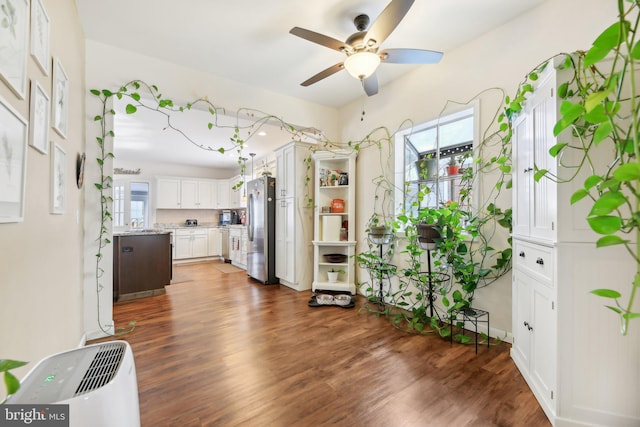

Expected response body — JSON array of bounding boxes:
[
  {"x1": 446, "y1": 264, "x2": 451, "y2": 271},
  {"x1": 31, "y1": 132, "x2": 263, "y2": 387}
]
[{"x1": 0, "y1": 405, "x2": 69, "y2": 426}]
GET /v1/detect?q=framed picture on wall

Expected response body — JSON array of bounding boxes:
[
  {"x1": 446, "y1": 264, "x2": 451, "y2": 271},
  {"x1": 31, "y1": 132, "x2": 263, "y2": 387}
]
[
  {"x1": 52, "y1": 58, "x2": 69, "y2": 139},
  {"x1": 0, "y1": 94, "x2": 28, "y2": 223},
  {"x1": 0, "y1": 0, "x2": 29, "y2": 99},
  {"x1": 51, "y1": 141, "x2": 66, "y2": 214},
  {"x1": 30, "y1": 0, "x2": 50, "y2": 75},
  {"x1": 28, "y1": 79, "x2": 50, "y2": 154}
]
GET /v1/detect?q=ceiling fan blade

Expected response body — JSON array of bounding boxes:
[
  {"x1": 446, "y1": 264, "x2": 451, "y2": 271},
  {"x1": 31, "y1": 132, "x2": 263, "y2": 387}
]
[
  {"x1": 290, "y1": 27, "x2": 350, "y2": 53},
  {"x1": 301, "y1": 63, "x2": 345, "y2": 87},
  {"x1": 363, "y1": 74, "x2": 379, "y2": 96},
  {"x1": 365, "y1": 0, "x2": 415, "y2": 46},
  {"x1": 380, "y1": 48, "x2": 443, "y2": 64}
]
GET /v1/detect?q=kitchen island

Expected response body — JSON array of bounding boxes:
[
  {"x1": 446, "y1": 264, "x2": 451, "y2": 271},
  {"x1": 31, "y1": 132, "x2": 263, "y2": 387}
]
[{"x1": 113, "y1": 230, "x2": 172, "y2": 301}]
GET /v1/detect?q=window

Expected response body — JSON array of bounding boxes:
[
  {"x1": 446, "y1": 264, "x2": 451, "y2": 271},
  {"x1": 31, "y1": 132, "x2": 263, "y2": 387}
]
[
  {"x1": 394, "y1": 105, "x2": 477, "y2": 219},
  {"x1": 113, "y1": 180, "x2": 150, "y2": 230}
]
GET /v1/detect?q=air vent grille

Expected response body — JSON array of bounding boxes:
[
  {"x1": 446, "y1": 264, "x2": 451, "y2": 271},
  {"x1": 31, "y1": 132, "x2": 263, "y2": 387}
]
[{"x1": 74, "y1": 342, "x2": 126, "y2": 396}]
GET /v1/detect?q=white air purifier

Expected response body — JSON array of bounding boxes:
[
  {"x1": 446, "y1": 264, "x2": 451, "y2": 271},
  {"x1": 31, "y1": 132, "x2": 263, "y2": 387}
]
[{"x1": 7, "y1": 340, "x2": 140, "y2": 427}]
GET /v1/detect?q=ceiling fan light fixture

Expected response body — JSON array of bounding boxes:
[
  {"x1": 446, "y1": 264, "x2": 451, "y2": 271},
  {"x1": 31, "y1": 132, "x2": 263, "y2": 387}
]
[{"x1": 344, "y1": 52, "x2": 380, "y2": 80}]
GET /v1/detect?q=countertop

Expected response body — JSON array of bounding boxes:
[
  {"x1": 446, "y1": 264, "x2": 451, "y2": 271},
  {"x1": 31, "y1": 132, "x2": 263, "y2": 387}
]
[{"x1": 114, "y1": 229, "x2": 171, "y2": 236}]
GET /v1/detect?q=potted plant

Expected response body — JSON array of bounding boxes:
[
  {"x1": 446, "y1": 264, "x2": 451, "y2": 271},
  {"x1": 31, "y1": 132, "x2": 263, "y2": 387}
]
[
  {"x1": 446, "y1": 156, "x2": 460, "y2": 176},
  {"x1": 327, "y1": 268, "x2": 345, "y2": 283},
  {"x1": 415, "y1": 154, "x2": 439, "y2": 179}
]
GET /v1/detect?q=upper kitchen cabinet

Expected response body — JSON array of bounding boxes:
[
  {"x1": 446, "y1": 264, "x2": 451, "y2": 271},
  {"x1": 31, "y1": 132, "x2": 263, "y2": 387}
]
[
  {"x1": 156, "y1": 178, "x2": 181, "y2": 209},
  {"x1": 228, "y1": 175, "x2": 246, "y2": 209},
  {"x1": 156, "y1": 176, "x2": 222, "y2": 209},
  {"x1": 216, "y1": 180, "x2": 230, "y2": 209},
  {"x1": 181, "y1": 179, "x2": 216, "y2": 209}
]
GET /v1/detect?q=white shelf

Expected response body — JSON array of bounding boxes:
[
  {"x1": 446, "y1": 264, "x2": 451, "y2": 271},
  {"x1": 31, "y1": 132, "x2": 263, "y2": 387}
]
[{"x1": 312, "y1": 150, "x2": 357, "y2": 294}]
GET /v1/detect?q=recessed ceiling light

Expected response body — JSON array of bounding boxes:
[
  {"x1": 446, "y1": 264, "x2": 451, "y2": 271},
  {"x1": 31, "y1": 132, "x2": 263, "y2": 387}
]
[{"x1": 258, "y1": 131, "x2": 267, "y2": 136}]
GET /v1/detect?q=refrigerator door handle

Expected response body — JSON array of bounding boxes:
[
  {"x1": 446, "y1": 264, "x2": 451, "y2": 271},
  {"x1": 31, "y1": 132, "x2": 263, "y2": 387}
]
[{"x1": 248, "y1": 193, "x2": 255, "y2": 242}]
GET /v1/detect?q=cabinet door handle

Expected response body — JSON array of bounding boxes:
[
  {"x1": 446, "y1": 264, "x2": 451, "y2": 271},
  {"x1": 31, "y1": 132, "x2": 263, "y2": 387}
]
[
  {"x1": 536, "y1": 257, "x2": 544, "y2": 265},
  {"x1": 524, "y1": 321, "x2": 533, "y2": 331},
  {"x1": 524, "y1": 167, "x2": 533, "y2": 173},
  {"x1": 519, "y1": 251, "x2": 525, "y2": 258}
]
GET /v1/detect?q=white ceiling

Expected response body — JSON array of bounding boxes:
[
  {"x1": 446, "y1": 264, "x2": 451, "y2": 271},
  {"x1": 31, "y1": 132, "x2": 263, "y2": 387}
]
[{"x1": 76, "y1": 0, "x2": 545, "y2": 169}]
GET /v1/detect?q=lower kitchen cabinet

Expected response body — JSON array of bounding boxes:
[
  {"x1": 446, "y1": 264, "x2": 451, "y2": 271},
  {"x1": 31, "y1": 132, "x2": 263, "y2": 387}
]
[
  {"x1": 174, "y1": 228, "x2": 208, "y2": 259},
  {"x1": 229, "y1": 226, "x2": 247, "y2": 269},
  {"x1": 208, "y1": 227, "x2": 221, "y2": 257},
  {"x1": 113, "y1": 233, "x2": 172, "y2": 301}
]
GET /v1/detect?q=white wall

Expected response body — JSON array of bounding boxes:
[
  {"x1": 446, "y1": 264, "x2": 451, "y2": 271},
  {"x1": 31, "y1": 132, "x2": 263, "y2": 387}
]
[
  {"x1": 0, "y1": 0, "x2": 86, "y2": 390},
  {"x1": 339, "y1": 0, "x2": 621, "y2": 336}
]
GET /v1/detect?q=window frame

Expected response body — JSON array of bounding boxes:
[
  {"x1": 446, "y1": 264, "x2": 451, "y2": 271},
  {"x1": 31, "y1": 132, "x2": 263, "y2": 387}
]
[{"x1": 393, "y1": 102, "x2": 479, "y2": 222}]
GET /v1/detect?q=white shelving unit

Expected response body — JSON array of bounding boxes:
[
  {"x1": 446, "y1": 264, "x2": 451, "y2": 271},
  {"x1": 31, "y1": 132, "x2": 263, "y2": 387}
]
[{"x1": 312, "y1": 150, "x2": 357, "y2": 294}]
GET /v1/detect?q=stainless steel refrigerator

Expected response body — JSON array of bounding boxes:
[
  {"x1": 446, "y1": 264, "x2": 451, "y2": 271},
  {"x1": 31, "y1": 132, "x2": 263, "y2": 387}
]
[{"x1": 246, "y1": 174, "x2": 278, "y2": 284}]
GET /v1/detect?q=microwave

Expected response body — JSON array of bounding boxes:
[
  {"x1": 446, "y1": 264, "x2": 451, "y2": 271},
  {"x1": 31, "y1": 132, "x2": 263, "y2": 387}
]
[{"x1": 219, "y1": 210, "x2": 231, "y2": 225}]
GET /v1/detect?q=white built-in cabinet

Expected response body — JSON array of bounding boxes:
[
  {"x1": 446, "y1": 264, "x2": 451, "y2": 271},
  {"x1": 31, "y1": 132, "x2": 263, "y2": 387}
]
[
  {"x1": 274, "y1": 141, "x2": 314, "y2": 291},
  {"x1": 312, "y1": 150, "x2": 356, "y2": 294},
  {"x1": 511, "y1": 59, "x2": 639, "y2": 426}
]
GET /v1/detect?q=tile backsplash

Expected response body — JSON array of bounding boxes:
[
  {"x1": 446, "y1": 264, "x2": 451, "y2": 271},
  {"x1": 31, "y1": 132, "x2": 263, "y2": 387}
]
[{"x1": 156, "y1": 209, "x2": 218, "y2": 226}]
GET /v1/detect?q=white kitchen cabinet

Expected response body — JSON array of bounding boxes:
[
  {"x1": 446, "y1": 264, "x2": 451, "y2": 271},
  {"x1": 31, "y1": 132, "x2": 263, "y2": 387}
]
[
  {"x1": 216, "y1": 180, "x2": 230, "y2": 209},
  {"x1": 511, "y1": 60, "x2": 640, "y2": 426},
  {"x1": 174, "y1": 228, "x2": 208, "y2": 259},
  {"x1": 274, "y1": 141, "x2": 314, "y2": 291},
  {"x1": 312, "y1": 149, "x2": 356, "y2": 294},
  {"x1": 228, "y1": 175, "x2": 246, "y2": 209},
  {"x1": 228, "y1": 226, "x2": 247, "y2": 269},
  {"x1": 207, "y1": 227, "x2": 221, "y2": 257},
  {"x1": 181, "y1": 179, "x2": 216, "y2": 209},
  {"x1": 156, "y1": 178, "x2": 181, "y2": 209}
]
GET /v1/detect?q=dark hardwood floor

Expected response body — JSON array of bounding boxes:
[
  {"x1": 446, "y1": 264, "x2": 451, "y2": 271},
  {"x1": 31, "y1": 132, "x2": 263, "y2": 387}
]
[{"x1": 91, "y1": 261, "x2": 550, "y2": 427}]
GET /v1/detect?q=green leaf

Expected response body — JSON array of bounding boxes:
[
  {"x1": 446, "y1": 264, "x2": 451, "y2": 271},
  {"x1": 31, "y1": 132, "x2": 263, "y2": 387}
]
[
  {"x1": 584, "y1": 104, "x2": 609, "y2": 124},
  {"x1": 217, "y1": 147, "x2": 225, "y2": 154},
  {"x1": 534, "y1": 169, "x2": 547, "y2": 182},
  {"x1": 557, "y1": 82, "x2": 569, "y2": 98},
  {"x1": 549, "y1": 142, "x2": 567, "y2": 157},
  {"x1": 90, "y1": 89, "x2": 100, "y2": 96},
  {"x1": 591, "y1": 288, "x2": 622, "y2": 298},
  {"x1": 499, "y1": 165, "x2": 511, "y2": 173},
  {"x1": 587, "y1": 215, "x2": 622, "y2": 234},
  {"x1": 131, "y1": 92, "x2": 141, "y2": 102},
  {"x1": 0, "y1": 359, "x2": 28, "y2": 372},
  {"x1": 623, "y1": 312, "x2": 640, "y2": 320},
  {"x1": 208, "y1": 123, "x2": 213, "y2": 130},
  {"x1": 596, "y1": 235, "x2": 628, "y2": 247},
  {"x1": 589, "y1": 192, "x2": 626, "y2": 216},
  {"x1": 631, "y1": 40, "x2": 640, "y2": 59},
  {"x1": 613, "y1": 162, "x2": 640, "y2": 181},
  {"x1": 605, "y1": 305, "x2": 623, "y2": 314},
  {"x1": 585, "y1": 90, "x2": 612, "y2": 113},
  {"x1": 593, "y1": 21, "x2": 627, "y2": 49},
  {"x1": 554, "y1": 101, "x2": 584, "y2": 136},
  {"x1": 101, "y1": 89, "x2": 113, "y2": 97},
  {"x1": 584, "y1": 175, "x2": 603, "y2": 190},
  {"x1": 4, "y1": 371, "x2": 20, "y2": 395},
  {"x1": 570, "y1": 189, "x2": 589, "y2": 204},
  {"x1": 125, "y1": 104, "x2": 137, "y2": 114},
  {"x1": 593, "y1": 122, "x2": 613, "y2": 145},
  {"x1": 94, "y1": 115, "x2": 102, "y2": 121}
]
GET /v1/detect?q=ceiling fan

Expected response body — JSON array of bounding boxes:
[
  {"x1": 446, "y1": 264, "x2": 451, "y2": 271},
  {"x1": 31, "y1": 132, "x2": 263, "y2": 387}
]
[{"x1": 289, "y1": 0, "x2": 443, "y2": 96}]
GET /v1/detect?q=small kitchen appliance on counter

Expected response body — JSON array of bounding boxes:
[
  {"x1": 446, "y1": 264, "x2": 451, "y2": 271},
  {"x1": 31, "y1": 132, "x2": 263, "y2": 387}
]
[
  {"x1": 219, "y1": 210, "x2": 231, "y2": 225},
  {"x1": 185, "y1": 219, "x2": 198, "y2": 227}
]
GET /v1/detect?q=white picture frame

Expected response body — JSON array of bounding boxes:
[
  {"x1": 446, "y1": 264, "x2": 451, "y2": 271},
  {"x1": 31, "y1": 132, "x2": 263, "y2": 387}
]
[
  {"x1": 51, "y1": 141, "x2": 66, "y2": 214},
  {"x1": 52, "y1": 58, "x2": 69, "y2": 139},
  {"x1": 0, "y1": 0, "x2": 29, "y2": 99},
  {"x1": 30, "y1": 0, "x2": 50, "y2": 75},
  {"x1": 28, "y1": 79, "x2": 49, "y2": 154},
  {"x1": 0, "y1": 94, "x2": 28, "y2": 223}
]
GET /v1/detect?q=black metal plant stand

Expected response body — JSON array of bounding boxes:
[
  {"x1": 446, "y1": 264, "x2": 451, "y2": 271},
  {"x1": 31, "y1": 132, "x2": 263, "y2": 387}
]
[
  {"x1": 368, "y1": 232, "x2": 395, "y2": 310},
  {"x1": 416, "y1": 237, "x2": 450, "y2": 322}
]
